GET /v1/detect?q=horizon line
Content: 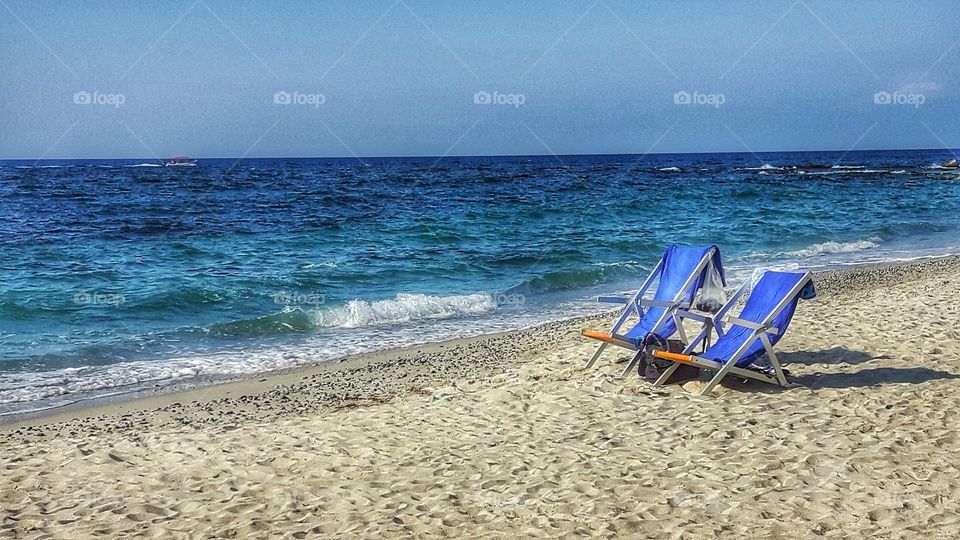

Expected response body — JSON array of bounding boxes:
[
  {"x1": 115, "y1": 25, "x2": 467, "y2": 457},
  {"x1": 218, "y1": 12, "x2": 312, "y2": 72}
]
[{"x1": 2, "y1": 145, "x2": 957, "y2": 162}]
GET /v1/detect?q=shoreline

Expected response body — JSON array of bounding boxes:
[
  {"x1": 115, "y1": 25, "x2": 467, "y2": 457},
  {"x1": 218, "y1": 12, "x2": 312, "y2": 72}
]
[
  {"x1": 4, "y1": 253, "x2": 958, "y2": 435},
  {"x1": 4, "y1": 246, "x2": 959, "y2": 424},
  {"x1": 0, "y1": 312, "x2": 613, "y2": 437}
]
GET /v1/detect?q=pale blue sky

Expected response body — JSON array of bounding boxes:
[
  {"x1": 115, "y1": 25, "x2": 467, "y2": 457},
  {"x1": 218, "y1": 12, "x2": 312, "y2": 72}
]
[{"x1": 1, "y1": 0, "x2": 957, "y2": 159}]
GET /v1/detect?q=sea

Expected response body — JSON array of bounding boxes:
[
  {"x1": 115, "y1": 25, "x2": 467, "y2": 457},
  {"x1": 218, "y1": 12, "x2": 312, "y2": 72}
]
[{"x1": 2, "y1": 149, "x2": 959, "y2": 416}]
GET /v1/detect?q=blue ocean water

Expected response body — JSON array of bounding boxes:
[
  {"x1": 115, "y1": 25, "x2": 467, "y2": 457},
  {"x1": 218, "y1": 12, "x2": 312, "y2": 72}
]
[{"x1": 3, "y1": 150, "x2": 960, "y2": 415}]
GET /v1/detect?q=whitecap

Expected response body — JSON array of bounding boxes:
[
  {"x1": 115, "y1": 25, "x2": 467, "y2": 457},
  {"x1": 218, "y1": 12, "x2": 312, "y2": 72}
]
[
  {"x1": 783, "y1": 238, "x2": 881, "y2": 258},
  {"x1": 301, "y1": 261, "x2": 338, "y2": 269},
  {"x1": 311, "y1": 293, "x2": 497, "y2": 329}
]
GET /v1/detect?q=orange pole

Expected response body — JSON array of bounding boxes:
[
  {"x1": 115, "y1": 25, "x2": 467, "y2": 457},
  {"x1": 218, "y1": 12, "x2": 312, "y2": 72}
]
[{"x1": 653, "y1": 351, "x2": 693, "y2": 363}]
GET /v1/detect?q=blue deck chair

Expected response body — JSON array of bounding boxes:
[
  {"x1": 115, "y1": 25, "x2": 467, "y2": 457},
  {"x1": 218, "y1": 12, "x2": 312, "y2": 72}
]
[
  {"x1": 581, "y1": 245, "x2": 724, "y2": 377},
  {"x1": 650, "y1": 270, "x2": 815, "y2": 395}
]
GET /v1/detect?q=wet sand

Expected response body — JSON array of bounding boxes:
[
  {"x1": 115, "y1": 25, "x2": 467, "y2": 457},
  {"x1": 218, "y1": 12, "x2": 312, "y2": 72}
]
[{"x1": 3, "y1": 256, "x2": 960, "y2": 538}]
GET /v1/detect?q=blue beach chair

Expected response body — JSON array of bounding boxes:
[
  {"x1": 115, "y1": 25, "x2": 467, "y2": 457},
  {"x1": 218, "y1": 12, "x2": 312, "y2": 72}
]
[
  {"x1": 581, "y1": 245, "x2": 724, "y2": 377},
  {"x1": 650, "y1": 270, "x2": 815, "y2": 395}
]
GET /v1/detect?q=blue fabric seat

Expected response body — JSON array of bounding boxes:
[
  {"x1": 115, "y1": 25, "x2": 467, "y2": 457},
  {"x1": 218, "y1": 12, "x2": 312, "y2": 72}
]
[
  {"x1": 621, "y1": 244, "x2": 724, "y2": 346},
  {"x1": 701, "y1": 271, "x2": 811, "y2": 368},
  {"x1": 649, "y1": 269, "x2": 815, "y2": 395},
  {"x1": 582, "y1": 244, "x2": 726, "y2": 377}
]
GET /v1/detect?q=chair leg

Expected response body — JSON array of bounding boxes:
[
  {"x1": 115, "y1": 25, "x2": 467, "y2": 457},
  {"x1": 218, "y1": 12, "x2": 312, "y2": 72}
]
[
  {"x1": 583, "y1": 342, "x2": 608, "y2": 369},
  {"x1": 698, "y1": 372, "x2": 724, "y2": 396},
  {"x1": 760, "y1": 334, "x2": 788, "y2": 386},
  {"x1": 675, "y1": 314, "x2": 689, "y2": 345},
  {"x1": 769, "y1": 355, "x2": 788, "y2": 386},
  {"x1": 620, "y1": 350, "x2": 645, "y2": 378},
  {"x1": 698, "y1": 361, "x2": 737, "y2": 396},
  {"x1": 698, "y1": 334, "x2": 760, "y2": 395},
  {"x1": 652, "y1": 362, "x2": 679, "y2": 387}
]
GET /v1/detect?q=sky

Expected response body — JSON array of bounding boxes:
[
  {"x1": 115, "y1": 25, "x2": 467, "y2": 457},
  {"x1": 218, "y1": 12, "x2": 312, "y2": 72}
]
[{"x1": 1, "y1": 0, "x2": 958, "y2": 159}]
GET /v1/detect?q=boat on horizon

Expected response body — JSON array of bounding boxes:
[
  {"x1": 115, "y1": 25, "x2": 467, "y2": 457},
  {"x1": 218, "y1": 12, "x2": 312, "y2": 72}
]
[{"x1": 164, "y1": 156, "x2": 198, "y2": 167}]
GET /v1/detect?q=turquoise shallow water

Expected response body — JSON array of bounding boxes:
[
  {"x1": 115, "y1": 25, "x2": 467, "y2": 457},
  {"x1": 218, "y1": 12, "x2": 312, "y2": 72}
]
[{"x1": 2, "y1": 149, "x2": 960, "y2": 414}]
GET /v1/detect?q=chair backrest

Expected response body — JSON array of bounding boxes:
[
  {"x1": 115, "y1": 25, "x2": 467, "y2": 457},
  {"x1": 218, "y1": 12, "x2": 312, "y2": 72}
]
[
  {"x1": 703, "y1": 270, "x2": 811, "y2": 367},
  {"x1": 739, "y1": 271, "x2": 810, "y2": 341},
  {"x1": 626, "y1": 244, "x2": 723, "y2": 342},
  {"x1": 652, "y1": 244, "x2": 724, "y2": 304}
]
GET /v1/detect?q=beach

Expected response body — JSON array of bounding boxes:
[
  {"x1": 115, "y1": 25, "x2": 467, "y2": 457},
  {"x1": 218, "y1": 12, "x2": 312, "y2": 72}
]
[{"x1": 3, "y1": 255, "x2": 960, "y2": 538}]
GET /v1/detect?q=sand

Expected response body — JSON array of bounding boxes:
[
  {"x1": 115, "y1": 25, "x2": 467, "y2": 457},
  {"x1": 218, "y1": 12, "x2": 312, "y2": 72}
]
[{"x1": 3, "y1": 257, "x2": 960, "y2": 538}]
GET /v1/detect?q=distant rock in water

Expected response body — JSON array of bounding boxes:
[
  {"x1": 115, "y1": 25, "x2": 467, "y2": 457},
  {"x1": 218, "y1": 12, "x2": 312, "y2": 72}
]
[{"x1": 943, "y1": 159, "x2": 958, "y2": 169}]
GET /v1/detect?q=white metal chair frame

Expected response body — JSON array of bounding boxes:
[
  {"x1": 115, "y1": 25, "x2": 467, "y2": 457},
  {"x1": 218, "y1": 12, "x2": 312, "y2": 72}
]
[
  {"x1": 651, "y1": 272, "x2": 813, "y2": 396},
  {"x1": 582, "y1": 247, "x2": 719, "y2": 378}
]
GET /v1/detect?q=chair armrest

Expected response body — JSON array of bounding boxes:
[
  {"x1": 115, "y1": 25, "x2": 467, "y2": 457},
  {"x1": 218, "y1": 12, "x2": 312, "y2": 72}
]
[
  {"x1": 726, "y1": 316, "x2": 779, "y2": 334},
  {"x1": 675, "y1": 310, "x2": 713, "y2": 324},
  {"x1": 596, "y1": 296, "x2": 629, "y2": 304},
  {"x1": 638, "y1": 299, "x2": 681, "y2": 309},
  {"x1": 581, "y1": 330, "x2": 636, "y2": 349}
]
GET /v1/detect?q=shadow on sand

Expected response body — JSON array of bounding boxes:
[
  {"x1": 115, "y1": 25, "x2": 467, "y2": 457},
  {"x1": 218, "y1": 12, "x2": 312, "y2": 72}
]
[
  {"x1": 715, "y1": 347, "x2": 958, "y2": 392},
  {"x1": 791, "y1": 367, "x2": 960, "y2": 389},
  {"x1": 777, "y1": 347, "x2": 892, "y2": 366}
]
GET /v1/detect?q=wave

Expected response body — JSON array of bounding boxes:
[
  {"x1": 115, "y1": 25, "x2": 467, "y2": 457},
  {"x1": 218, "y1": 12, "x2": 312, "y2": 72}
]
[
  {"x1": 208, "y1": 307, "x2": 317, "y2": 336},
  {"x1": 0, "y1": 287, "x2": 613, "y2": 417},
  {"x1": 203, "y1": 292, "x2": 501, "y2": 336},
  {"x1": 591, "y1": 259, "x2": 646, "y2": 270},
  {"x1": 0, "y1": 348, "x2": 303, "y2": 411},
  {"x1": 507, "y1": 261, "x2": 646, "y2": 295},
  {"x1": 300, "y1": 261, "x2": 338, "y2": 269},
  {"x1": 0, "y1": 298, "x2": 68, "y2": 319},
  {"x1": 312, "y1": 293, "x2": 496, "y2": 329},
  {"x1": 798, "y1": 169, "x2": 887, "y2": 175},
  {"x1": 783, "y1": 237, "x2": 881, "y2": 258},
  {"x1": 737, "y1": 164, "x2": 918, "y2": 175},
  {"x1": 130, "y1": 286, "x2": 233, "y2": 312},
  {"x1": 128, "y1": 163, "x2": 162, "y2": 168},
  {"x1": 657, "y1": 166, "x2": 681, "y2": 172}
]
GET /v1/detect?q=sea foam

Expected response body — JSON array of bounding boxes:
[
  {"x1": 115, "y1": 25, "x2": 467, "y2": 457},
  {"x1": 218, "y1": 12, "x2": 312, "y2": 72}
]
[
  {"x1": 312, "y1": 293, "x2": 497, "y2": 328},
  {"x1": 784, "y1": 238, "x2": 881, "y2": 258}
]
